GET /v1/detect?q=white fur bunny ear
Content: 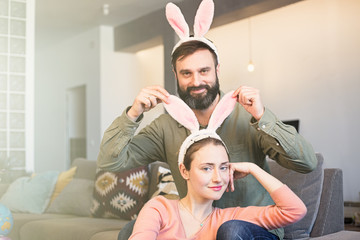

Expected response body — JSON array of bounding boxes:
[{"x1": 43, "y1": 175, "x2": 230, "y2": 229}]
[
  {"x1": 194, "y1": 0, "x2": 214, "y2": 37},
  {"x1": 163, "y1": 95, "x2": 199, "y2": 133},
  {"x1": 207, "y1": 91, "x2": 237, "y2": 130},
  {"x1": 166, "y1": 3, "x2": 189, "y2": 39}
]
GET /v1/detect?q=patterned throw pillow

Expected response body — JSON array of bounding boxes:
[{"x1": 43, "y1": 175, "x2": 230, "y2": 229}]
[
  {"x1": 151, "y1": 166, "x2": 179, "y2": 199},
  {"x1": 91, "y1": 166, "x2": 149, "y2": 220}
]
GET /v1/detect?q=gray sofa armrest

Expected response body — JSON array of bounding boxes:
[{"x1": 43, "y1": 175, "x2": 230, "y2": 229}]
[
  {"x1": 0, "y1": 183, "x2": 10, "y2": 198},
  {"x1": 310, "y1": 168, "x2": 344, "y2": 237}
]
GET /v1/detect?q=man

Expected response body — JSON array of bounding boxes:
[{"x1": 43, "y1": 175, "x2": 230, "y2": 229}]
[
  {"x1": 98, "y1": 40, "x2": 316, "y2": 240},
  {"x1": 97, "y1": 1, "x2": 317, "y2": 239}
]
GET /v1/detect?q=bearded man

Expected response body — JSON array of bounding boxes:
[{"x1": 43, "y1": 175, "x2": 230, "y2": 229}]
[{"x1": 97, "y1": 40, "x2": 316, "y2": 240}]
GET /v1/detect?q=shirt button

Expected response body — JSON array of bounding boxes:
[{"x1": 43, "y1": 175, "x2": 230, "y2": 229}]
[
  {"x1": 261, "y1": 125, "x2": 266, "y2": 129},
  {"x1": 276, "y1": 143, "x2": 279, "y2": 146},
  {"x1": 257, "y1": 127, "x2": 261, "y2": 131}
]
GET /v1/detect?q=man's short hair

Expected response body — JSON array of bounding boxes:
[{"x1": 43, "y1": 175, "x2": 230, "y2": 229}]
[{"x1": 171, "y1": 40, "x2": 218, "y2": 72}]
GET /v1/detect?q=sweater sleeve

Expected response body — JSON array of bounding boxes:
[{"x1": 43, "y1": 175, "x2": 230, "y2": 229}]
[
  {"x1": 234, "y1": 184, "x2": 307, "y2": 230},
  {"x1": 251, "y1": 108, "x2": 317, "y2": 173},
  {"x1": 128, "y1": 197, "x2": 166, "y2": 240},
  {"x1": 97, "y1": 107, "x2": 141, "y2": 170},
  {"x1": 97, "y1": 107, "x2": 167, "y2": 171}
]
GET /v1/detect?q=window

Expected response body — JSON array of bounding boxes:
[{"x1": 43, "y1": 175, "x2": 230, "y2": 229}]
[{"x1": 0, "y1": 0, "x2": 34, "y2": 179}]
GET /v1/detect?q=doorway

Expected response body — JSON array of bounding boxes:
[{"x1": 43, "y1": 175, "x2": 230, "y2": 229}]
[{"x1": 66, "y1": 85, "x2": 86, "y2": 166}]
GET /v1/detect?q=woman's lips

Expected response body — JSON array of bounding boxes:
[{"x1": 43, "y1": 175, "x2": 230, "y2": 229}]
[{"x1": 209, "y1": 186, "x2": 222, "y2": 191}]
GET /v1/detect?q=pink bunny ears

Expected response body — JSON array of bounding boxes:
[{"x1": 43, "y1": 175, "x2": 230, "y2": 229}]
[
  {"x1": 165, "y1": 0, "x2": 219, "y2": 63},
  {"x1": 164, "y1": 91, "x2": 237, "y2": 165}
]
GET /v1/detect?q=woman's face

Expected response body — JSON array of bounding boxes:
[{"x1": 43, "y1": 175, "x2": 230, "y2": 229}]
[{"x1": 185, "y1": 143, "x2": 230, "y2": 202}]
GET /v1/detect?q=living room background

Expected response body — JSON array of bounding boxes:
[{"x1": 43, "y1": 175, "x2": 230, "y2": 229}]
[{"x1": 34, "y1": 0, "x2": 360, "y2": 202}]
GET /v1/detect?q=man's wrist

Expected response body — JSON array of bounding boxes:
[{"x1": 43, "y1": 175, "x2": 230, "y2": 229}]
[
  {"x1": 253, "y1": 107, "x2": 265, "y2": 121},
  {"x1": 127, "y1": 107, "x2": 141, "y2": 122}
]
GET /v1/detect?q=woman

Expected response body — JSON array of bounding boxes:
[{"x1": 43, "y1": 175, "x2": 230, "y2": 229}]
[
  {"x1": 128, "y1": 137, "x2": 307, "y2": 240},
  {"x1": 128, "y1": 91, "x2": 306, "y2": 239}
]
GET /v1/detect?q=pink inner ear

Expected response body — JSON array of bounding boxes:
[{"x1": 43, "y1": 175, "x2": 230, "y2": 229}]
[
  {"x1": 164, "y1": 95, "x2": 199, "y2": 132},
  {"x1": 166, "y1": 3, "x2": 189, "y2": 39},
  {"x1": 208, "y1": 91, "x2": 237, "y2": 130},
  {"x1": 193, "y1": 0, "x2": 214, "y2": 37}
]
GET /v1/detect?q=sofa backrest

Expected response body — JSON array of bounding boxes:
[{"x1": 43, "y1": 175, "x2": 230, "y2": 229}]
[
  {"x1": 268, "y1": 153, "x2": 324, "y2": 239},
  {"x1": 310, "y1": 167, "x2": 344, "y2": 237},
  {"x1": 71, "y1": 158, "x2": 97, "y2": 180}
]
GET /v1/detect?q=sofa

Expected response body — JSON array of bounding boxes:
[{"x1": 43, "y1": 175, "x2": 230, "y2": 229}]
[{"x1": 0, "y1": 153, "x2": 359, "y2": 240}]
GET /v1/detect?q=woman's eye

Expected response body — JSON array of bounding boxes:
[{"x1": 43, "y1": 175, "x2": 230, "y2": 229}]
[
  {"x1": 203, "y1": 167, "x2": 211, "y2": 171},
  {"x1": 220, "y1": 166, "x2": 228, "y2": 171}
]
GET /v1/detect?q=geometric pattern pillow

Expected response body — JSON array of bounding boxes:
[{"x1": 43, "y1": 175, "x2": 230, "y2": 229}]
[
  {"x1": 90, "y1": 165, "x2": 149, "y2": 220},
  {"x1": 151, "y1": 166, "x2": 179, "y2": 199}
]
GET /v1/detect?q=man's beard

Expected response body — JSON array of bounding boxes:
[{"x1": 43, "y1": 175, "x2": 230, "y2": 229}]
[{"x1": 177, "y1": 77, "x2": 220, "y2": 110}]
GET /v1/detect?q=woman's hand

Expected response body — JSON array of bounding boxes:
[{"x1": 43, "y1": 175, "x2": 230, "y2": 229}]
[
  {"x1": 227, "y1": 161, "x2": 283, "y2": 194},
  {"x1": 227, "y1": 162, "x2": 253, "y2": 192}
]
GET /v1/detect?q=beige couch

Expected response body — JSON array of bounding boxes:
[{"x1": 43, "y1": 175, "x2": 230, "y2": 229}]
[
  {"x1": 0, "y1": 154, "x2": 359, "y2": 240},
  {"x1": 1, "y1": 158, "x2": 128, "y2": 240}
]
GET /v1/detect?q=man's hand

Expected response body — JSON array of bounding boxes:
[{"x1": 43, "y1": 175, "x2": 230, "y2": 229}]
[
  {"x1": 232, "y1": 86, "x2": 264, "y2": 121},
  {"x1": 127, "y1": 86, "x2": 170, "y2": 121}
]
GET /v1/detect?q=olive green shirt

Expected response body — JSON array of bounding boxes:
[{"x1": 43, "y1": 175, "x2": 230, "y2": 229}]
[{"x1": 97, "y1": 94, "x2": 317, "y2": 239}]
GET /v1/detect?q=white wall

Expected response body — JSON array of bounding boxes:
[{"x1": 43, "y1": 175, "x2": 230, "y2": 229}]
[
  {"x1": 99, "y1": 26, "x2": 164, "y2": 134},
  {"x1": 206, "y1": 0, "x2": 360, "y2": 201},
  {"x1": 35, "y1": 0, "x2": 359, "y2": 201},
  {"x1": 100, "y1": 26, "x2": 140, "y2": 134},
  {"x1": 35, "y1": 28, "x2": 101, "y2": 171},
  {"x1": 135, "y1": 45, "x2": 165, "y2": 130},
  {"x1": 35, "y1": 26, "x2": 164, "y2": 173}
]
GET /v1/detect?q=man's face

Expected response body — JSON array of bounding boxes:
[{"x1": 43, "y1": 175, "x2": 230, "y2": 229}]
[{"x1": 175, "y1": 49, "x2": 219, "y2": 110}]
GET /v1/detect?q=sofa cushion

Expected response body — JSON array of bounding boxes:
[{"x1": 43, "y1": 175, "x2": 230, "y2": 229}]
[
  {"x1": 91, "y1": 165, "x2": 149, "y2": 220},
  {"x1": 90, "y1": 230, "x2": 122, "y2": 240},
  {"x1": 0, "y1": 171, "x2": 59, "y2": 214},
  {"x1": 309, "y1": 230, "x2": 360, "y2": 240},
  {"x1": 8, "y1": 213, "x2": 75, "y2": 240},
  {"x1": 19, "y1": 217, "x2": 130, "y2": 240},
  {"x1": 72, "y1": 158, "x2": 97, "y2": 180},
  {"x1": 148, "y1": 161, "x2": 170, "y2": 197},
  {"x1": 150, "y1": 165, "x2": 179, "y2": 199},
  {"x1": 50, "y1": 166, "x2": 77, "y2": 203},
  {"x1": 268, "y1": 153, "x2": 324, "y2": 239},
  {"x1": 46, "y1": 179, "x2": 94, "y2": 217},
  {"x1": 310, "y1": 168, "x2": 344, "y2": 237},
  {"x1": 0, "y1": 183, "x2": 9, "y2": 197}
]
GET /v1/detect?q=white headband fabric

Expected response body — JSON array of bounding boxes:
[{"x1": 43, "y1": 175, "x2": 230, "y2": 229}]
[
  {"x1": 165, "y1": 0, "x2": 220, "y2": 63},
  {"x1": 177, "y1": 129, "x2": 225, "y2": 167},
  {"x1": 163, "y1": 91, "x2": 237, "y2": 165}
]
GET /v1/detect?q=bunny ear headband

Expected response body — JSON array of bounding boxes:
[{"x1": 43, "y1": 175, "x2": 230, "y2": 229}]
[
  {"x1": 165, "y1": 0, "x2": 219, "y2": 63},
  {"x1": 164, "y1": 91, "x2": 237, "y2": 165}
]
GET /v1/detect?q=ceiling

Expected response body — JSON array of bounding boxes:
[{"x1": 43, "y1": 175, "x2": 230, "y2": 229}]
[{"x1": 35, "y1": 0, "x2": 183, "y2": 42}]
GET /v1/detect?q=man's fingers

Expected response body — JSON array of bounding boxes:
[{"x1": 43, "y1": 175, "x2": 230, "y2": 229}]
[
  {"x1": 234, "y1": 87, "x2": 259, "y2": 104},
  {"x1": 239, "y1": 92, "x2": 258, "y2": 106},
  {"x1": 144, "y1": 86, "x2": 170, "y2": 104},
  {"x1": 148, "y1": 95, "x2": 158, "y2": 107}
]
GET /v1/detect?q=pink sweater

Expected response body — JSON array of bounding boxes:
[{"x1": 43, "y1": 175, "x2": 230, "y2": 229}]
[{"x1": 129, "y1": 185, "x2": 306, "y2": 240}]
